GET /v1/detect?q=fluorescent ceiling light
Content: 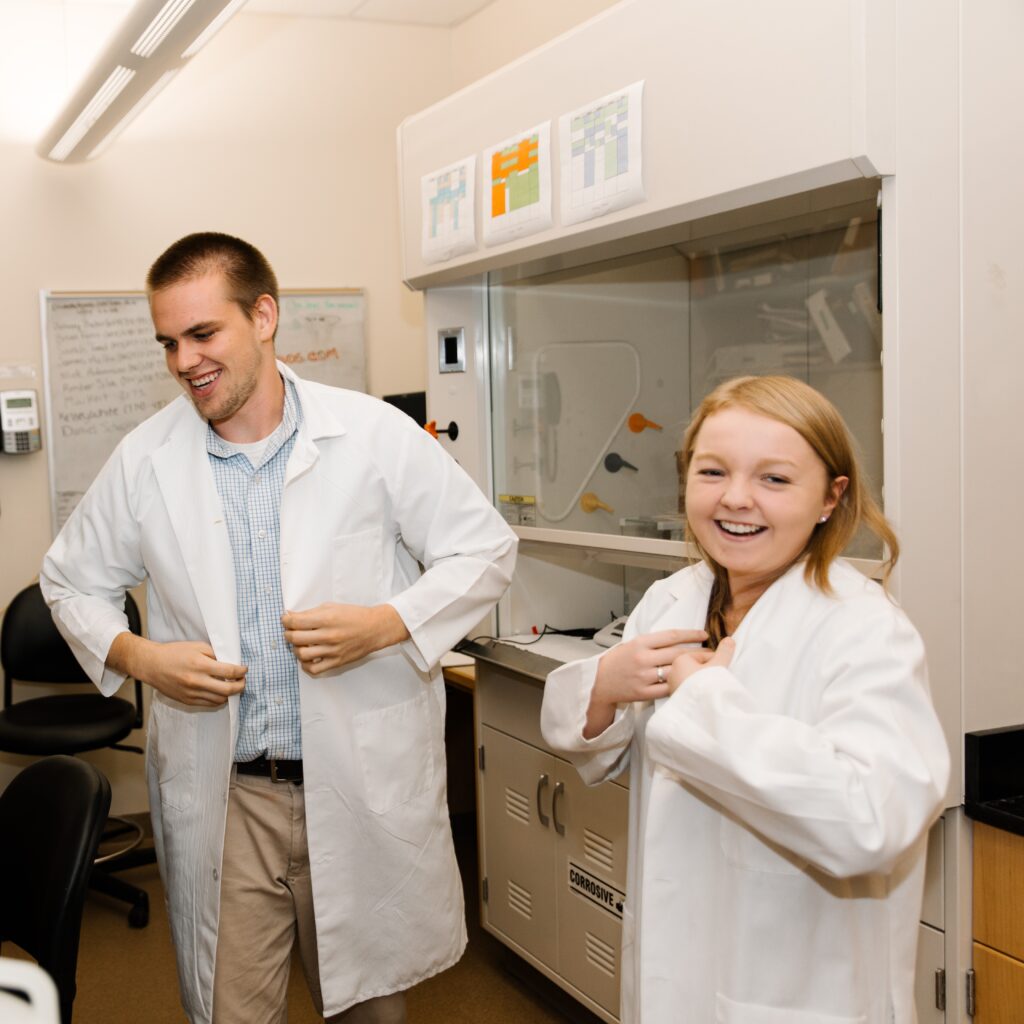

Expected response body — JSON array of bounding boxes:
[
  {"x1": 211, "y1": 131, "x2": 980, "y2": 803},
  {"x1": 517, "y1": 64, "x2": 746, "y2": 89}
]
[
  {"x1": 48, "y1": 65, "x2": 136, "y2": 161},
  {"x1": 38, "y1": 0, "x2": 247, "y2": 163},
  {"x1": 131, "y1": 0, "x2": 200, "y2": 58},
  {"x1": 182, "y1": 0, "x2": 248, "y2": 58},
  {"x1": 86, "y1": 69, "x2": 178, "y2": 160}
]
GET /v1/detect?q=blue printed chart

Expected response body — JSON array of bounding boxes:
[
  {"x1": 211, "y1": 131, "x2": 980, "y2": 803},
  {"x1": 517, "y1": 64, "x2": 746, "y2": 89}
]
[
  {"x1": 559, "y1": 81, "x2": 645, "y2": 226},
  {"x1": 421, "y1": 155, "x2": 477, "y2": 264}
]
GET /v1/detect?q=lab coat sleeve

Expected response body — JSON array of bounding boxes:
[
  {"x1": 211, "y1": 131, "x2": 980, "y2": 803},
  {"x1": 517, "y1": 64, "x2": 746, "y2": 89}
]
[
  {"x1": 540, "y1": 652, "x2": 634, "y2": 786},
  {"x1": 643, "y1": 598, "x2": 950, "y2": 878},
  {"x1": 39, "y1": 442, "x2": 146, "y2": 697},
  {"x1": 381, "y1": 414, "x2": 517, "y2": 672},
  {"x1": 539, "y1": 594, "x2": 667, "y2": 785}
]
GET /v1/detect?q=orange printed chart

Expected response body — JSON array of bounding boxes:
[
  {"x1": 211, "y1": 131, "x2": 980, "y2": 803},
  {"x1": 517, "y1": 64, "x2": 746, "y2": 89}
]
[{"x1": 483, "y1": 121, "x2": 553, "y2": 246}]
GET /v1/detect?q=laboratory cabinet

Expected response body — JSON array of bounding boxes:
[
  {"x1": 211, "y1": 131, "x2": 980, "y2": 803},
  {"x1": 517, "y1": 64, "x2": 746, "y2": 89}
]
[{"x1": 473, "y1": 644, "x2": 628, "y2": 1022}]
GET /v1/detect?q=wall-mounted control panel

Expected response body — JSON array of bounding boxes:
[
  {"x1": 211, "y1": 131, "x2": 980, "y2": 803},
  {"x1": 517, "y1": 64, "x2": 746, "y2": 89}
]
[
  {"x1": 1, "y1": 389, "x2": 41, "y2": 454},
  {"x1": 438, "y1": 327, "x2": 466, "y2": 373}
]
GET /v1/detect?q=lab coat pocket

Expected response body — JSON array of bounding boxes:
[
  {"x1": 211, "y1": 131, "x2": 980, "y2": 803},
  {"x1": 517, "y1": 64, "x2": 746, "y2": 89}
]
[
  {"x1": 331, "y1": 527, "x2": 384, "y2": 606},
  {"x1": 353, "y1": 690, "x2": 435, "y2": 815},
  {"x1": 716, "y1": 993, "x2": 866, "y2": 1024},
  {"x1": 149, "y1": 696, "x2": 198, "y2": 813}
]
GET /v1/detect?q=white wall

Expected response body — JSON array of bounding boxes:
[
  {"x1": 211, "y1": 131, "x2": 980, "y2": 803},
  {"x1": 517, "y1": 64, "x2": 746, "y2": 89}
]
[
  {"x1": 961, "y1": 0, "x2": 1024, "y2": 733},
  {"x1": 0, "y1": 1, "x2": 614, "y2": 807},
  {"x1": 449, "y1": 0, "x2": 621, "y2": 91}
]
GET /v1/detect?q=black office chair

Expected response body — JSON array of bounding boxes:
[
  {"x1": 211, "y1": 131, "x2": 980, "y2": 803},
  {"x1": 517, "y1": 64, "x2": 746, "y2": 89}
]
[
  {"x1": 0, "y1": 755, "x2": 111, "y2": 1024},
  {"x1": 0, "y1": 583, "x2": 153, "y2": 928}
]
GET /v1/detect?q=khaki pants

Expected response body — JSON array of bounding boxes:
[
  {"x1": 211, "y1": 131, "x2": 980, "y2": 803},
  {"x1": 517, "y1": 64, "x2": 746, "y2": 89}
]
[{"x1": 212, "y1": 771, "x2": 408, "y2": 1024}]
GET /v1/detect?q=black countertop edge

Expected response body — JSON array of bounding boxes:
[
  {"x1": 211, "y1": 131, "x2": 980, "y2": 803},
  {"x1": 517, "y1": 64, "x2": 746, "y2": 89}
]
[
  {"x1": 964, "y1": 800, "x2": 1024, "y2": 839},
  {"x1": 454, "y1": 637, "x2": 563, "y2": 683}
]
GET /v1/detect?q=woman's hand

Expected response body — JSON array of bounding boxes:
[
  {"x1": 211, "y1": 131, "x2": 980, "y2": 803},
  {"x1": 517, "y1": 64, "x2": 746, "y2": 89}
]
[
  {"x1": 666, "y1": 636, "x2": 735, "y2": 694},
  {"x1": 583, "y1": 629, "x2": 707, "y2": 738}
]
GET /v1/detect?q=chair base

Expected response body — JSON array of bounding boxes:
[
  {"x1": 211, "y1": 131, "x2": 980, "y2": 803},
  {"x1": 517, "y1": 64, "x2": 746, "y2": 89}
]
[
  {"x1": 89, "y1": 865, "x2": 150, "y2": 928},
  {"x1": 89, "y1": 812, "x2": 157, "y2": 929}
]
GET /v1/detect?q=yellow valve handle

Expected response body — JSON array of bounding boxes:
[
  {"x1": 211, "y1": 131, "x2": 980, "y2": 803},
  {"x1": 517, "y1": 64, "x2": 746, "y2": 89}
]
[{"x1": 580, "y1": 492, "x2": 614, "y2": 514}]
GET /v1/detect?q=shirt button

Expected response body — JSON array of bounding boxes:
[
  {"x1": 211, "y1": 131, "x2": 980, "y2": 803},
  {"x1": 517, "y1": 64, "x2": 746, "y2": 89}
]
[
  {"x1": 271, "y1": 640, "x2": 278, "y2": 650},
  {"x1": 253, "y1": 475, "x2": 260, "y2": 485},
  {"x1": 265, "y1": 586, "x2": 272, "y2": 595},
  {"x1": 258, "y1": 529, "x2": 266, "y2": 539},
  {"x1": 275, "y1": 698, "x2": 283, "y2": 706}
]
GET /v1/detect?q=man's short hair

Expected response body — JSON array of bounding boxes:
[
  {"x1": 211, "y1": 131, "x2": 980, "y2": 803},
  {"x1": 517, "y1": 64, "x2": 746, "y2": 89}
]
[{"x1": 147, "y1": 232, "x2": 279, "y2": 325}]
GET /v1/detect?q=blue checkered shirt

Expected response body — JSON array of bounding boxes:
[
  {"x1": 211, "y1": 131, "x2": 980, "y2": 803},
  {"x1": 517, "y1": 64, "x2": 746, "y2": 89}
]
[{"x1": 207, "y1": 376, "x2": 302, "y2": 761}]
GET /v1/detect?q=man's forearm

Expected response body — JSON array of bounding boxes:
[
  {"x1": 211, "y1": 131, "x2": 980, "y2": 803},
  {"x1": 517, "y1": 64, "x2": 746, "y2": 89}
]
[
  {"x1": 373, "y1": 603, "x2": 410, "y2": 652},
  {"x1": 107, "y1": 630, "x2": 151, "y2": 680}
]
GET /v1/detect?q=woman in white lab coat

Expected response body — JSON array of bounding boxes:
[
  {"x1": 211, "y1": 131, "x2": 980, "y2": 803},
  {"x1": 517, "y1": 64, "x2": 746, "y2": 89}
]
[
  {"x1": 541, "y1": 375, "x2": 949, "y2": 1024},
  {"x1": 41, "y1": 363, "x2": 517, "y2": 1023}
]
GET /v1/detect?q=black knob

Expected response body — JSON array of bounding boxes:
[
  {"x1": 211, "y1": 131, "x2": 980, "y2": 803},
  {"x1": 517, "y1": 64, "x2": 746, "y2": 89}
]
[{"x1": 604, "y1": 452, "x2": 637, "y2": 473}]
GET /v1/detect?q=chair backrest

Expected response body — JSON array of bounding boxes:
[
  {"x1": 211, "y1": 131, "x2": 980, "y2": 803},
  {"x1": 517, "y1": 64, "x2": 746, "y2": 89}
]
[
  {"x1": 1, "y1": 584, "x2": 143, "y2": 718},
  {"x1": 0, "y1": 756, "x2": 111, "y2": 1024}
]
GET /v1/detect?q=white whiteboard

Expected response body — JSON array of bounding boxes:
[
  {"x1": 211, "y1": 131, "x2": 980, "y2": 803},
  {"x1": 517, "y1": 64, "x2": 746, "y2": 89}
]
[{"x1": 41, "y1": 289, "x2": 365, "y2": 535}]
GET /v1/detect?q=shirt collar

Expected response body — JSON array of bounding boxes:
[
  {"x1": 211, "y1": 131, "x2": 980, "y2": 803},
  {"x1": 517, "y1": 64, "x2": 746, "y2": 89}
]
[{"x1": 206, "y1": 374, "x2": 301, "y2": 464}]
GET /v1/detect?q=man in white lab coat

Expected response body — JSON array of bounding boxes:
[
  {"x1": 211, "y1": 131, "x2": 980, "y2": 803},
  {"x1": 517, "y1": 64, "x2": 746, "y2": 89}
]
[{"x1": 40, "y1": 232, "x2": 517, "y2": 1024}]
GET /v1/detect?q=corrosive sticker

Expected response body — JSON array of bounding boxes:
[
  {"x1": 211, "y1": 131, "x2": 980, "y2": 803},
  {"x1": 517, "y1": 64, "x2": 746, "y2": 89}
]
[{"x1": 568, "y1": 861, "x2": 625, "y2": 919}]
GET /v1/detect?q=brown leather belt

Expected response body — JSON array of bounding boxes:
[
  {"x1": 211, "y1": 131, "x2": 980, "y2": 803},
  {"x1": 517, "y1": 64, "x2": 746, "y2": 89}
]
[{"x1": 235, "y1": 755, "x2": 303, "y2": 784}]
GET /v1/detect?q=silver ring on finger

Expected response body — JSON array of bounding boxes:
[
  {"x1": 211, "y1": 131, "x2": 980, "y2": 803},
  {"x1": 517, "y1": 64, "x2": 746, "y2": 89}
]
[{"x1": 655, "y1": 664, "x2": 665, "y2": 683}]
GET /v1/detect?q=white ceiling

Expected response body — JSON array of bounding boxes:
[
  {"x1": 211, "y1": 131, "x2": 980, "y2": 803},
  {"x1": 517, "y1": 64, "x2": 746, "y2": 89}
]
[
  {"x1": 38, "y1": 0, "x2": 497, "y2": 27},
  {"x1": 243, "y1": 0, "x2": 495, "y2": 25}
]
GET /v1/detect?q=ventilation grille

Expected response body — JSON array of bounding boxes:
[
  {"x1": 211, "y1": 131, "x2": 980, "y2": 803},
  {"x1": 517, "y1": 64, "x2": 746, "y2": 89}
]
[
  {"x1": 505, "y1": 787, "x2": 530, "y2": 825},
  {"x1": 584, "y1": 828, "x2": 614, "y2": 872},
  {"x1": 585, "y1": 931, "x2": 617, "y2": 977},
  {"x1": 508, "y1": 878, "x2": 532, "y2": 919}
]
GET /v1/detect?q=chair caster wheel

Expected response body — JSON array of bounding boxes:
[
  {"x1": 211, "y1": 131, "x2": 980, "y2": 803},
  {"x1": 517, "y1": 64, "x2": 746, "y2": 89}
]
[{"x1": 129, "y1": 900, "x2": 149, "y2": 929}]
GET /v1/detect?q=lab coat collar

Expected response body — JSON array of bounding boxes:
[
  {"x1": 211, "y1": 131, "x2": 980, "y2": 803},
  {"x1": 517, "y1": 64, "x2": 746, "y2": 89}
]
[
  {"x1": 149, "y1": 405, "x2": 240, "y2": 666},
  {"x1": 147, "y1": 363, "x2": 349, "y2": 651},
  {"x1": 664, "y1": 559, "x2": 714, "y2": 601},
  {"x1": 277, "y1": 360, "x2": 347, "y2": 443}
]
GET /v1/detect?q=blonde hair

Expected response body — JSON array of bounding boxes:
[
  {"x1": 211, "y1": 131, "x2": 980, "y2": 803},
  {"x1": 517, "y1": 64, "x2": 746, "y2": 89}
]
[{"x1": 680, "y1": 375, "x2": 898, "y2": 645}]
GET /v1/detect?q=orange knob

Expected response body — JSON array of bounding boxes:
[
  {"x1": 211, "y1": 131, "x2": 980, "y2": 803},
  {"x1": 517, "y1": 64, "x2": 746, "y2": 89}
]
[
  {"x1": 628, "y1": 413, "x2": 662, "y2": 433},
  {"x1": 424, "y1": 420, "x2": 459, "y2": 441},
  {"x1": 580, "y1": 492, "x2": 614, "y2": 515}
]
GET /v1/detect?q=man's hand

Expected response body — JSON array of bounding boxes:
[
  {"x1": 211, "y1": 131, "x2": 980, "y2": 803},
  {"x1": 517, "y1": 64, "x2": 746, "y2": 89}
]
[
  {"x1": 282, "y1": 603, "x2": 410, "y2": 677},
  {"x1": 666, "y1": 636, "x2": 735, "y2": 694},
  {"x1": 583, "y1": 629, "x2": 707, "y2": 738},
  {"x1": 108, "y1": 632, "x2": 246, "y2": 707}
]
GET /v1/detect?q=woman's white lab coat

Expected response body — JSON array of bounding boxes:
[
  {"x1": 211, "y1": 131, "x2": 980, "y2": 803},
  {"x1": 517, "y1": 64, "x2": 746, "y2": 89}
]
[
  {"x1": 541, "y1": 559, "x2": 949, "y2": 1024},
  {"x1": 40, "y1": 363, "x2": 517, "y2": 1023}
]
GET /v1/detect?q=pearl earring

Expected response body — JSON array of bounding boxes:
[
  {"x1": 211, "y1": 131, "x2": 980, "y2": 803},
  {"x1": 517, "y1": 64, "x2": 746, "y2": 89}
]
[{"x1": 818, "y1": 515, "x2": 830, "y2": 524}]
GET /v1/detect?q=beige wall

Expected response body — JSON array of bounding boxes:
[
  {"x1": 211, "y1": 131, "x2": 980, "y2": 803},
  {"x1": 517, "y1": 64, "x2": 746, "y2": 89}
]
[
  {"x1": 0, "y1": 2, "x2": 613, "y2": 805},
  {"x1": 450, "y1": 0, "x2": 622, "y2": 90}
]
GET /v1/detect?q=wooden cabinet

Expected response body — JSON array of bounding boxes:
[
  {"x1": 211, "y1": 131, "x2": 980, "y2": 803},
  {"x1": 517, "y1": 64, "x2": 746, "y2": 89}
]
[
  {"x1": 476, "y1": 660, "x2": 628, "y2": 1023},
  {"x1": 973, "y1": 822, "x2": 1024, "y2": 1021}
]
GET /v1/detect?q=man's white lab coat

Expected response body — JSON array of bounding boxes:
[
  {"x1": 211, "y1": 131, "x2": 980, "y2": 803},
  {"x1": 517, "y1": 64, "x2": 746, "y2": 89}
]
[
  {"x1": 41, "y1": 363, "x2": 517, "y2": 1022},
  {"x1": 541, "y1": 559, "x2": 949, "y2": 1024}
]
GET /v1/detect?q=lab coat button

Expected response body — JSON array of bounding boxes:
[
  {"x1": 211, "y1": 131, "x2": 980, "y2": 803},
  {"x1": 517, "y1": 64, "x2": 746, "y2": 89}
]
[{"x1": 212, "y1": 868, "x2": 219, "y2": 881}]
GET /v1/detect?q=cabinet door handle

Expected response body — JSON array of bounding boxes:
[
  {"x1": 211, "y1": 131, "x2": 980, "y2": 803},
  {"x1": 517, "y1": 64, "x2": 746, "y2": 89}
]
[
  {"x1": 552, "y1": 781, "x2": 566, "y2": 835},
  {"x1": 536, "y1": 773, "x2": 550, "y2": 827}
]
